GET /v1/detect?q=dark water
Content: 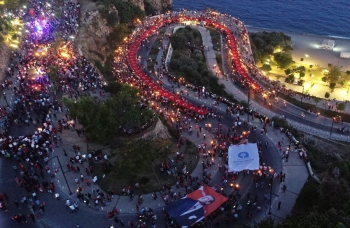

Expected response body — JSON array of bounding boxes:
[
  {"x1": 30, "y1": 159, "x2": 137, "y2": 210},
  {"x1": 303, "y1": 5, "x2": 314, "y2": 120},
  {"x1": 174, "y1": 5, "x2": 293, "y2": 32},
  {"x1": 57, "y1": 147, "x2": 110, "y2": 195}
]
[{"x1": 172, "y1": 0, "x2": 350, "y2": 38}]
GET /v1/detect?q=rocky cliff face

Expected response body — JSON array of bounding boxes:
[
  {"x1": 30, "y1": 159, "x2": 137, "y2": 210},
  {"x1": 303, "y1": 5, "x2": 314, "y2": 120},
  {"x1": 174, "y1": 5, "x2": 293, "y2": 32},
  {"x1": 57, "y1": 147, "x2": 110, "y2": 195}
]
[
  {"x1": 130, "y1": 0, "x2": 173, "y2": 12},
  {"x1": 145, "y1": 0, "x2": 172, "y2": 11},
  {"x1": 76, "y1": 1, "x2": 116, "y2": 63},
  {"x1": 129, "y1": 0, "x2": 144, "y2": 11},
  {"x1": 76, "y1": 0, "x2": 173, "y2": 63}
]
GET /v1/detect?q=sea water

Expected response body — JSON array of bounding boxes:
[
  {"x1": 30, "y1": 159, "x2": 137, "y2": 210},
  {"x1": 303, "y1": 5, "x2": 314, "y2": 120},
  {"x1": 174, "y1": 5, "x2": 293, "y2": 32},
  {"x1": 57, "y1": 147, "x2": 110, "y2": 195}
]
[{"x1": 172, "y1": 0, "x2": 350, "y2": 38}]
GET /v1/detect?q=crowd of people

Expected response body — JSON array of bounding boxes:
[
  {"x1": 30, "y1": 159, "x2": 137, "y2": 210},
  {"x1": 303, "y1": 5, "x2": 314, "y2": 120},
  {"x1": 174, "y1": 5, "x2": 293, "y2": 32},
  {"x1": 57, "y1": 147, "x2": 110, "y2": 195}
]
[
  {"x1": 113, "y1": 9, "x2": 294, "y2": 227},
  {"x1": 0, "y1": 2, "x2": 305, "y2": 226}
]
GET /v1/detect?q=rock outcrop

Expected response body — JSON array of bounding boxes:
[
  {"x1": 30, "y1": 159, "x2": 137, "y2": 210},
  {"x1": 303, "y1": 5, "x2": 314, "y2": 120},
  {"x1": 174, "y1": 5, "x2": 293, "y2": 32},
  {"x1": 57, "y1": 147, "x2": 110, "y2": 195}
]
[
  {"x1": 76, "y1": 0, "x2": 173, "y2": 63},
  {"x1": 146, "y1": 0, "x2": 172, "y2": 11},
  {"x1": 129, "y1": 0, "x2": 144, "y2": 11},
  {"x1": 76, "y1": 1, "x2": 117, "y2": 62},
  {"x1": 141, "y1": 118, "x2": 171, "y2": 139}
]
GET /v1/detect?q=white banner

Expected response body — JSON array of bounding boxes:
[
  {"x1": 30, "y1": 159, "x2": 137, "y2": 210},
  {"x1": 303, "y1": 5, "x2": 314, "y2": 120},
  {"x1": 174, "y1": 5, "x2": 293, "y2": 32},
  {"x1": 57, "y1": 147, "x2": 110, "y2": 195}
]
[{"x1": 228, "y1": 143, "x2": 259, "y2": 172}]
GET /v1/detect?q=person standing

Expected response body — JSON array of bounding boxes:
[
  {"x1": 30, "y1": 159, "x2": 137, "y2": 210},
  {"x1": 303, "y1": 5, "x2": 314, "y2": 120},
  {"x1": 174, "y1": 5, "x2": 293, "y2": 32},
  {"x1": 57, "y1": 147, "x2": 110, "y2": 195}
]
[{"x1": 278, "y1": 201, "x2": 281, "y2": 210}]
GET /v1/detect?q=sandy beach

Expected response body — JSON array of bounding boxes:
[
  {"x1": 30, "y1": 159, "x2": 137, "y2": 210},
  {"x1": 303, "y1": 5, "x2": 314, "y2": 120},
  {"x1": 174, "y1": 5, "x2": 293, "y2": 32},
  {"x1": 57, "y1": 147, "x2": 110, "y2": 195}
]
[
  {"x1": 246, "y1": 26, "x2": 350, "y2": 71},
  {"x1": 246, "y1": 26, "x2": 350, "y2": 108}
]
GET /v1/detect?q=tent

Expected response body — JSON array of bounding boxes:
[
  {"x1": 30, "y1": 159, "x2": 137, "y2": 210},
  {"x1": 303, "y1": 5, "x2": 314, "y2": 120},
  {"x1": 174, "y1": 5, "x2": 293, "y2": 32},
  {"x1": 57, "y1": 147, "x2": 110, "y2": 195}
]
[
  {"x1": 340, "y1": 52, "x2": 350, "y2": 59},
  {"x1": 165, "y1": 186, "x2": 227, "y2": 227},
  {"x1": 320, "y1": 39, "x2": 335, "y2": 50},
  {"x1": 228, "y1": 143, "x2": 260, "y2": 172}
]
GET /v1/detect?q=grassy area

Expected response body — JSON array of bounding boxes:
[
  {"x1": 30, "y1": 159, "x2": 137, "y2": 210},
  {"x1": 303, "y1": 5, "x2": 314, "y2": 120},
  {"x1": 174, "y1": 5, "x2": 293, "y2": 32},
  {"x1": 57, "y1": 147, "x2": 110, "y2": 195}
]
[
  {"x1": 147, "y1": 28, "x2": 166, "y2": 71},
  {"x1": 290, "y1": 177, "x2": 320, "y2": 217},
  {"x1": 207, "y1": 27, "x2": 221, "y2": 51},
  {"x1": 168, "y1": 27, "x2": 241, "y2": 105},
  {"x1": 215, "y1": 53, "x2": 223, "y2": 74},
  {"x1": 91, "y1": 136, "x2": 199, "y2": 194}
]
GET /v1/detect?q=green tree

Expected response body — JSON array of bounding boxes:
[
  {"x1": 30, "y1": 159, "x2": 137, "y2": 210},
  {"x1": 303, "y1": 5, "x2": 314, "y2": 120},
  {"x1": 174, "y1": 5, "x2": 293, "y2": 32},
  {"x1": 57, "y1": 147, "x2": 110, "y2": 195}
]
[
  {"x1": 325, "y1": 92, "x2": 330, "y2": 98},
  {"x1": 0, "y1": 0, "x2": 27, "y2": 10},
  {"x1": 63, "y1": 85, "x2": 153, "y2": 143},
  {"x1": 261, "y1": 64, "x2": 271, "y2": 72},
  {"x1": 170, "y1": 33, "x2": 187, "y2": 50},
  {"x1": 106, "y1": 11, "x2": 119, "y2": 27},
  {"x1": 287, "y1": 74, "x2": 295, "y2": 82},
  {"x1": 63, "y1": 96, "x2": 116, "y2": 143},
  {"x1": 346, "y1": 70, "x2": 350, "y2": 76},
  {"x1": 107, "y1": 0, "x2": 145, "y2": 24},
  {"x1": 271, "y1": 116, "x2": 288, "y2": 129},
  {"x1": 274, "y1": 52, "x2": 293, "y2": 69},
  {"x1": 329, "y1": 82, "x2": 336, "y2": 90},
  {"x1": 326, "y1": 65, "x2": 341, "y2": 83},
  {"x1": 249, "y1": 31, "x2": 291, "y2": 63},
  {"x1": 107, "y1": 23, "x2": 129, "y2": 49},
  {"x1": 341, "y1": 80, "x2": 347, "y2": 87},
  {"x1": 312, "y1": 97, "x2": 322, "y2": 106},
  {"x1": 284, "y1": 68, "x2": 291, "y2": 75},
  {"x1": 336, "y1": 103, "x2": 346, "y2": 111},
  {"x1": 105, "y1": 81, "x2": 122, "y2": 95},
  {"x1": 0, "y1": 17, "x2": 11, "y2": 33},
  {"x1": 144, "y1": 0, "x2": 156, "y2": 15}
]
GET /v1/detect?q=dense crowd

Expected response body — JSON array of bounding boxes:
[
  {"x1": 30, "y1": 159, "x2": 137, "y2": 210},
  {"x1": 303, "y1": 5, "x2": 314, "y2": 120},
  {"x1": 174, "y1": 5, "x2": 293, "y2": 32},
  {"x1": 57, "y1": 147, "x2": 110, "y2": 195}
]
[
  {"x1": 0, "y1": 0, "x2": 108, "y2": 224},
  {"x1": 0, "y1": 2, "x2": 307, "y2": 226}
]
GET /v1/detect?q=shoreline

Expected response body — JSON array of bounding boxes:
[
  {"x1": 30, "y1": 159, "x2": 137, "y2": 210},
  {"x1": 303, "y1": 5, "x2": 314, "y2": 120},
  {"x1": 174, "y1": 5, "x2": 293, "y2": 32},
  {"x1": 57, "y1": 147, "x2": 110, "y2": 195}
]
[
  {"x1": 245, "y1": 25, "x2": 350, "y2": 41},
  {"x1": 245, "y1": 25, "x2": 350, "y2": 72},
  {"x1": 245, "y1": 25, "x2": 350, "y2": 102}
]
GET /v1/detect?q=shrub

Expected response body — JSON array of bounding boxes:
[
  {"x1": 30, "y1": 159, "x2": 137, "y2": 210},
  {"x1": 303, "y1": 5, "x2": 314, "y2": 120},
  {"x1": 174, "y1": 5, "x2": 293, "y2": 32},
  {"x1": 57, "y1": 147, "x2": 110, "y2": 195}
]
[
  {"x1": 139, "y1": 176, "x2": 150, "y2": 185},
  {"x1": 271, "y1": 116, "x2": 288, "y2": 129}
]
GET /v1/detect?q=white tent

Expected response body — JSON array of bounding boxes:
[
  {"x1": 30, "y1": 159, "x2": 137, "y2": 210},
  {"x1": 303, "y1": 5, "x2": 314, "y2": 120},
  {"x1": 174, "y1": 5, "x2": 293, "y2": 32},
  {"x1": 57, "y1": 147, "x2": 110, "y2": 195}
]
[
  {"x1": 228, "y1": 143, "x2": 260, "y2": 172},
  {"x1": 320, "y1": 39, "x2": 335, "y2": 50},
  {"x1": 340, "y1": 52, "x2": 350, "y2": 59}
]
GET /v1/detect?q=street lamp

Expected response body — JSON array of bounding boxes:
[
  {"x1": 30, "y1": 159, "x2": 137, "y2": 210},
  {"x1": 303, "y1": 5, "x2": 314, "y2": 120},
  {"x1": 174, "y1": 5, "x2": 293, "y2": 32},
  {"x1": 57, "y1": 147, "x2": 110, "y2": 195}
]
[{"x1": 305, "y1": 54, "x2": 309, "y2": 64}]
